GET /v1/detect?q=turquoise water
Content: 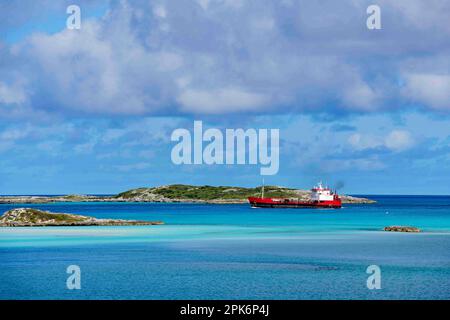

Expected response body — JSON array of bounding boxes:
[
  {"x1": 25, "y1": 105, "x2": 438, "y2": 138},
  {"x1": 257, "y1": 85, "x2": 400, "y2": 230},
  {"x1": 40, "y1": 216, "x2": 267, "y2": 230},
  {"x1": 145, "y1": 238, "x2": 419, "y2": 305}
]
[{"x1": 0, "y1": 196, "x2": 449, "y2": 299}]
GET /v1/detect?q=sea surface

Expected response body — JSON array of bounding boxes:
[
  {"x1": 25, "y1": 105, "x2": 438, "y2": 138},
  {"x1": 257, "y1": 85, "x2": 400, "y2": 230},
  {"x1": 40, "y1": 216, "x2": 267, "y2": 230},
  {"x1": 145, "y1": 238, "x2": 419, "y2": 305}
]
[{"x1": 0, "y1": 195, "x2": 449, "y2": 300}]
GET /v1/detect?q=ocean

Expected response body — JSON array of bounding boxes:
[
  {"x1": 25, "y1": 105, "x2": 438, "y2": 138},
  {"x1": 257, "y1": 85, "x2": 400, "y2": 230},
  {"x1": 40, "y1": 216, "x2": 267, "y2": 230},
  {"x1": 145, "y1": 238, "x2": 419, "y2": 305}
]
[{"x1": 0, "y1": 195, "x2": 449, "y2": 300}]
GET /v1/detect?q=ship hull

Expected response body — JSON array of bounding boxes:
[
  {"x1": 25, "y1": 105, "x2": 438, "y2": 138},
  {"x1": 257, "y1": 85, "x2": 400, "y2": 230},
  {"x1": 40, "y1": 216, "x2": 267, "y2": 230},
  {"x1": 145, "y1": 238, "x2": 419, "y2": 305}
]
[{"x1": 248, "y1": 197, "x2": 342, "y2": 209}]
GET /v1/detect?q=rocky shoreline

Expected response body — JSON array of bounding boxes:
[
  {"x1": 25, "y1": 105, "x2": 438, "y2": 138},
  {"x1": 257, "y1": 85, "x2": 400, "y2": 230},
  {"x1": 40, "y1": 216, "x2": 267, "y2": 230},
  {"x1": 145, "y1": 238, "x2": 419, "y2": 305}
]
[
  {"x1": 0, "y1": 185, "x2": 376, "y2": 205},
  {"x1": 0, "y1": 208, "x2": 164, "y2": 227}
]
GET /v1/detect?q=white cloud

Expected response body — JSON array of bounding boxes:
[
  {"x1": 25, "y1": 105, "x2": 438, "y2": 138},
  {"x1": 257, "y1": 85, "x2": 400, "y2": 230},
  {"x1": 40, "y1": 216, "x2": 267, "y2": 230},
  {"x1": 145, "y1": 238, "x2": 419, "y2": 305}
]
[
  {"x1": 155, "y1": 52, "x2": 184, "y2": 72},
  {"x1": 385, "y1": 130, "x2": 414, "y2": 151},
  {"x1": 348, "y1": 133, "x2": 383, "y2": 150},
  {"x1": 153, "y1": 5, "x2": 167, "y2": 19},
  {"x1": 178, "y1": 87, "x2": 269, "y2": 114},
  {"x1": 1, "y1": 0, "x2": 449, "y2": 116},
  {"x1": 402, "y1": 73, "x2": 450, "y2": 110},
  {"x1": 0, "y1": 82, "x2": 26, "y2": 105},
  {"x1": 380, "y1": 0, "x2": 450, "y2": 33},
  {"x1": 250, "y1": 16, "x2": 275, "y2": 32},
  {"x1": 0, "y1": 127, "x2": 30, "y2": 141},
  {"x1": 74, "y1": 140, "x2": 97, "y2": 154},
  {"x1": 342, "y1": 82, "x2": 379, "y2": 111},
  {"x1": 349, "y1": 130, "x2": 415, "y2": 152},
  {"x1": 101, "y1": 129, "x2": 128, "y2": 144},
  {"x1": 196, "y1": 0, "x2": 210, "y2": 10},
  {"x1": 115, "y1": 162, "x2": 151, "y2": 172},
  {"x1": 223, "y1": 0, "x2": 245, "y2": 9},
  {"x1": 323, "y1": 158, "x2": 386, "y2": 172}
]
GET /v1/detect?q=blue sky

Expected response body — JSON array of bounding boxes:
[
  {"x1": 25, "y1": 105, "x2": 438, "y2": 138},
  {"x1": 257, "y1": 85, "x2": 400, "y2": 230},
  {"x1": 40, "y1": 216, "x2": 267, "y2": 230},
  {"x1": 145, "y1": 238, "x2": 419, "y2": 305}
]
[{"x1": 1, "y1": 0, "x2": 449, "y2": 195}]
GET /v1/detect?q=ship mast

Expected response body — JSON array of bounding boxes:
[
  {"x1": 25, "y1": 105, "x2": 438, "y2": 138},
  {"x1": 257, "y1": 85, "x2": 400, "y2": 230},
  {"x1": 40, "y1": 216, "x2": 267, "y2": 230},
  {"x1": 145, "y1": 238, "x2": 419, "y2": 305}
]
[{"x1": 261, "y1": 178, "x2": 265, "y2": 198}]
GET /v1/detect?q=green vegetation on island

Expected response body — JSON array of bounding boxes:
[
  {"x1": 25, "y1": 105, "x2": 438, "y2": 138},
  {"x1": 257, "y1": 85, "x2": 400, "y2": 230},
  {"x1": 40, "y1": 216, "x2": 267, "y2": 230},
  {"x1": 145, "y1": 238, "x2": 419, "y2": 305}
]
[{"x1": 116, "y1": 185, "x2": 299, "y2": 201}]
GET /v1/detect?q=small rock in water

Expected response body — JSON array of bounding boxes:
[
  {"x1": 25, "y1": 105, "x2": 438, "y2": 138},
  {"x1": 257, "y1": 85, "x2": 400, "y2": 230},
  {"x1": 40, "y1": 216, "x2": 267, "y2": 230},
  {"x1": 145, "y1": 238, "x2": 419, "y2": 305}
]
[{"x1": 384, "y1": 226, "x2": 420, "y2": 233}]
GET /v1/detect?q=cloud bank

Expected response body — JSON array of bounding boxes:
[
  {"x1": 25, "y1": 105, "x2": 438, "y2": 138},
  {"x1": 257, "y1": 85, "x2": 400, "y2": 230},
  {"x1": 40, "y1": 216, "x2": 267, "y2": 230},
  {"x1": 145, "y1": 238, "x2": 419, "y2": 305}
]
[{"x1": 1, "y1": 0, "x2": 449, "y2": 118}]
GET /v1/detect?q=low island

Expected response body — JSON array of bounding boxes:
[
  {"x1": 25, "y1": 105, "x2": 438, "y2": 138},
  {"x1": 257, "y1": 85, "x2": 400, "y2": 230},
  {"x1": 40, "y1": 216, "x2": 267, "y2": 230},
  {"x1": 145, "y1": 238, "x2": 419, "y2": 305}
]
[
  {"x1": 0, "y1": 184, "x2": 376, "y2": 204},
  {"x1": 0, "y1": 208, "x2": 164, "y2": 227}
]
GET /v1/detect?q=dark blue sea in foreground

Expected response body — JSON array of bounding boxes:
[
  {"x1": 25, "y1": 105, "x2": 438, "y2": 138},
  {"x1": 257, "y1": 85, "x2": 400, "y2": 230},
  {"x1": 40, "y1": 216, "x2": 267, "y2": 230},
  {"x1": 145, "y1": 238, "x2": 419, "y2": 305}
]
[{"x1": 1, "y1": 195, "x2": 449, "y2": 300}]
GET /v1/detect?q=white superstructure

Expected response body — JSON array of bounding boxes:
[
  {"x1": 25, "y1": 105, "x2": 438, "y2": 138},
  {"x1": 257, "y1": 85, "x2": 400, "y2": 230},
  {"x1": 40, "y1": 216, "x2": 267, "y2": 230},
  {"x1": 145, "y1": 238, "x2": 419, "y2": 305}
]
[{"x1": 311, "y1": 182, "x2": 334, "y2": 201}]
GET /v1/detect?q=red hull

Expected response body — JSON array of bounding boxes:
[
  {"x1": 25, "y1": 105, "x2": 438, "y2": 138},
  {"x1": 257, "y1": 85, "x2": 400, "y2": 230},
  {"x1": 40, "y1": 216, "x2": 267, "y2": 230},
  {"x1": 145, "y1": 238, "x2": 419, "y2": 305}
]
[{"x1": 248, "y1": 197, "x2": 342, "y2": 209}]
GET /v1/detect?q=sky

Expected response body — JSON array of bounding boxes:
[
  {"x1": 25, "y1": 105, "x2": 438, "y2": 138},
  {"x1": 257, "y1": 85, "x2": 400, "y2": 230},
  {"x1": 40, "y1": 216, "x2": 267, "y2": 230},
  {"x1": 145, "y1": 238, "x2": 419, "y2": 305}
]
[{"x1": 0, "y1": 0, "x2": 449, "y2": 195}]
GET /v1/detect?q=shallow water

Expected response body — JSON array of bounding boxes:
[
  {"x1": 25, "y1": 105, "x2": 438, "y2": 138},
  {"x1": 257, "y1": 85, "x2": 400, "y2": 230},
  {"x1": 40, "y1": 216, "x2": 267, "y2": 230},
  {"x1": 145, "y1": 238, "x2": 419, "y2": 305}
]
[{"x1": 0, "y1": 195, "x2": 449, "y2": 299}]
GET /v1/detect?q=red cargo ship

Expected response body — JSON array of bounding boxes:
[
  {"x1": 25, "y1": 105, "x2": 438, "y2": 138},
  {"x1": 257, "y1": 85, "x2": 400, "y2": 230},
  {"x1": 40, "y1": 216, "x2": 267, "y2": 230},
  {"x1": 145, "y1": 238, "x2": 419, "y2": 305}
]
[{"x1": 248, "y1": 182, "x2": 342, "y2": 209}]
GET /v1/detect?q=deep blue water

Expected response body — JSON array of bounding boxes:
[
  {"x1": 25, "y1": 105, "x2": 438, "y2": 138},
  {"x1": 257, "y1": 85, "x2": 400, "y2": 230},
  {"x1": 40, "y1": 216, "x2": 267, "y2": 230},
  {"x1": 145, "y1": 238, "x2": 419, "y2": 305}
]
[{"x1": 0, "y1": 195, "x2": 449, "y2": 300}]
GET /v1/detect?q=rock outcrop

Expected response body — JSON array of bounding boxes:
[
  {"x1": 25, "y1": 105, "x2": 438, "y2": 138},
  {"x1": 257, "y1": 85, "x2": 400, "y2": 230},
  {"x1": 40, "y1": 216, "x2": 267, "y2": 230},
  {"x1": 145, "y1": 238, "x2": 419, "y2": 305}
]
[
  {"x1": 0, "y1": 208, "x2": 164, "y2": 227},
  {"x1": 384, "y1": 226, "x2": 421, "y2": 233}
]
